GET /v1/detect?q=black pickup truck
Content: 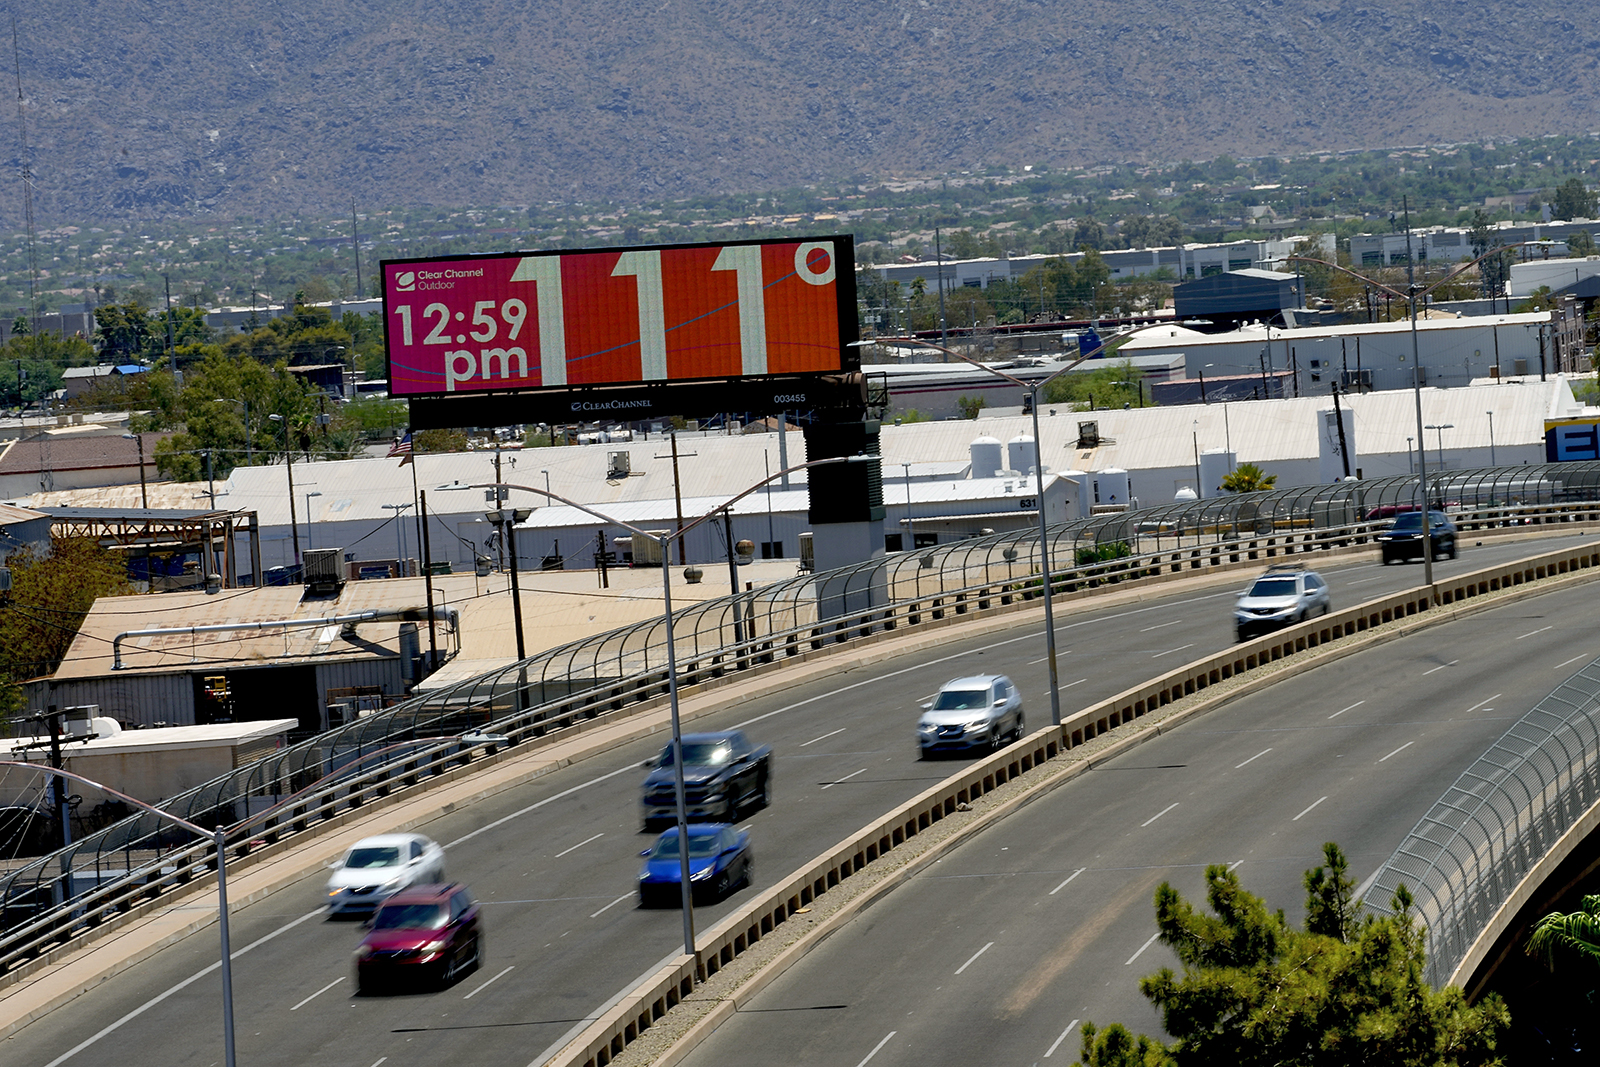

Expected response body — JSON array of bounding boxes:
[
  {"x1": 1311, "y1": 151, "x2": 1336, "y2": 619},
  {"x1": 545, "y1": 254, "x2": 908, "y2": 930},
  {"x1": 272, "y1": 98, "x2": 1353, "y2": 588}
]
[{"x1": 640, "y1": 730, "x2": 773, "y2": 830}]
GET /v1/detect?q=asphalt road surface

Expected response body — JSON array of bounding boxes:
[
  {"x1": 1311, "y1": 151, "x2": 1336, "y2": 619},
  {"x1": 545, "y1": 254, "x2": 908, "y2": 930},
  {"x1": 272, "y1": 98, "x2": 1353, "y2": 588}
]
[
  {"x1": 675, "y1": 570, "x2": 1600, "y2": 1067},
  {"x1": 2, "y1": 533, "x2": 1587, "y2": 1067}
]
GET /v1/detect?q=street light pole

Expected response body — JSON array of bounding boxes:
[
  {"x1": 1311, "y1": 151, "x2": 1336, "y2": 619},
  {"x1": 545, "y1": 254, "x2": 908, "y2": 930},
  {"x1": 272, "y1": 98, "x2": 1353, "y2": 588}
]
[
  {"x1": 466, "y1": 454, "x2": 864, "y2": 961},
  {"x1": 1487, "y1": 411, "x2": 1497, "y2": 467},
  {"x1": 858, "y1": 337, "x2": 1099, "y2": 728},
  {"x1": 122, "y1": 434, "x2": 149, "y2": 510},
  {"x1": 0, "y1": 763, "x2": 239, "y2": 1067},
  {"x1": 268, "y1": 414, "x2": 301, "y2": 568},
  {"x1": 304, "y1": 491, "x2": 322, "y2": 550}
]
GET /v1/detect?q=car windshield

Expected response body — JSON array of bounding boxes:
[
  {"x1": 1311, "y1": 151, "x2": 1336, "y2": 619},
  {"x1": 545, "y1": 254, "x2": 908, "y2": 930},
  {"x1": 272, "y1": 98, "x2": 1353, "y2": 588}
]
[
  {"x1": 932, "y1": 688, "x2": 990, "y2": 711},
  {"x1": 651, "y1": 833, "x2": 726, "y2": 859},
  {"x1": 1247, "y1": 576, "x2": 1299, "y2": 597},
  {"x1": 1390, "y1": 513, "x2": 1427, "y2": 530},
  {"x1": 345, "y1": 846, "x2": 402, "y2": 869},
  {"x1": 658, "y1": 741, "x2": 734, "y2": 767},
  {"x1": 371, "y1": 903, "x2": 447, "y2": 930}
]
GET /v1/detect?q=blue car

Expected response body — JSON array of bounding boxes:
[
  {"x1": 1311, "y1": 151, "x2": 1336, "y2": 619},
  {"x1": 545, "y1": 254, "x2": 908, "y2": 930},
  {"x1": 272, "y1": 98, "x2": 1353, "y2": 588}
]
[{"x1": 637, "y1": 823, "x2": 752, "y2": 907}]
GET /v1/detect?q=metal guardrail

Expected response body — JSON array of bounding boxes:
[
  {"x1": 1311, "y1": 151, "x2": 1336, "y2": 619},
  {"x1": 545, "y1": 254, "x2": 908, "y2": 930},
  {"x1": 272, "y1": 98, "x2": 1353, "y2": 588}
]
[
  {"x1": 3, "y1": 462, "x2": 1600, "y2": 976},
  {"x1": 1366, "y1": 650, "x2": 1600, "y2": 990},
  {"x1": 548, "y1": 540, "x2": 1600, "y2": 1067}
]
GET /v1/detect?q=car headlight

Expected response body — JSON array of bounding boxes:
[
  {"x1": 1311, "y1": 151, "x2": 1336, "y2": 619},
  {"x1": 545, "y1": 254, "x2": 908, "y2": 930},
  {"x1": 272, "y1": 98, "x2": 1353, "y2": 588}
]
[
  {"x1": 690, "y1": 866, "x2": 715, "y2": 881},
  {"x1": 420, "y1": 940, "x2": 449, "y2": 955},
  {"x1": 918, "y1": 722, "x2": 937, "y2": 734},
  {"x1": 355, "y1": 944, "x2": 374, "y2": 959},
  {"x1": 965, "y1": 720, "x2": 990, "y2": 733}
]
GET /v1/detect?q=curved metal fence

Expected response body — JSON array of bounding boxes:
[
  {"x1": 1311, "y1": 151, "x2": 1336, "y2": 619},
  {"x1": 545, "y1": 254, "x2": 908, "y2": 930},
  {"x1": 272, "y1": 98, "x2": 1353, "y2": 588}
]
[
  {"x1": 4, "y1": 460, "x2": 1600, "y2": 974},
  {"x1": 1366, "y1": 652, "x2": 1600, "y2": 990}
]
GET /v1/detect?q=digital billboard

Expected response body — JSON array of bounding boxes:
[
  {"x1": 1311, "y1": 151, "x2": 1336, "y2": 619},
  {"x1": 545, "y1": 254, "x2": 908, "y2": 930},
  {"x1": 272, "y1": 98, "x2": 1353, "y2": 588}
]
[{"x1": 383, "y1": 236, "x2": 857, "y2": 404}]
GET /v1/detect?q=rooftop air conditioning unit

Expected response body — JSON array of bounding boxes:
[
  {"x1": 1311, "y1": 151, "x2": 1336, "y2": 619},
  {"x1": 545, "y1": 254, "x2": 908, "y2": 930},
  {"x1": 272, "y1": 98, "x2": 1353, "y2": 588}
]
[
  {"x1": 607, "y1": 451, "x2": 631, "y2": 479},
  {"x1": 1341, "y1": 369, "x2": 1372, "y2": 391},
  {"x1": 304, "y1": 547, "x2": 345, "y2": 595},
  {"x1": 1076, "y1": 421, "x2": 1101, "y2": 448}
]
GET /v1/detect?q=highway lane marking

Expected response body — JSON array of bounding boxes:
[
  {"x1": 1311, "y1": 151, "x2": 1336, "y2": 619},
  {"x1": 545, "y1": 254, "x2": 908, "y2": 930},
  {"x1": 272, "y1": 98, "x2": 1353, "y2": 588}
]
[
  {"x1": 464, "y1": 965, "x2": 515, "y2": 999},
  {"x1": 801, "y1": 728, "x2": 847, "y2": 746},
  {"x1": 1464, "y1": 694, "x2": 1501, "y2": 714},
  {"x1": 733, "y1": 630, "x2": 1050, "y2": 731},
  {"x1": 821, "y1": 768, "x2": 868, "y2": 790},
  {"x1": 1227, "y1": 860, "x2": 1244, "y2": 871},
  {"x1": 855, "y1": 1032, "x2": 897, "y2": 1067},
  {"x1": 1125, "y1": 932, "x2": 1160, "y2": 965},
  {"x1": 1235, "y1": 748, "x2": 1272, "y2": 769},
  {"x1": 1029, "y1": 651, "x2": 1073, "y2": 664},
  {"x1": 1151, "y1": 643, "x2": 1194, "y2": 659},
  {"x1": 1141, "y1": 803, "x2": 1179, "y2": 827},
  {"x1": 590, "y1": 894, "x2": 633, "y2": 918},
  {"x1": 370, "y1": 1060, "x2": 388, "y2": 1067},
  {"x1": 290, "y1": 975, "x2": 344, "y2": 1010},
  {"x1": 954, "y1": 941, "x2": 994, "y2": 974},
  {"x1": 1049, "y1": 868, "x2": 1087, "y2": 895},
  {"x1": 1518, "y1": 625, "x2": 1554, "y2": 640},
  {"x1": 1554, "y1": 654, "x2": 1590, "y2": 670},
  {"x1": 1139, "y1": 619, "x2": 1183, "y2": 632},
  {"x1": 1345, "y1": 576, "x2": 1383, "y2": 585},
  {"x1": 554, "y1": 832, "x2": 604, "y2": 858},
  {"x1": 1329, "y1": 700, "x2": 1365, "y2": 719},
  {"x1": 443, "y1": 762, "x2": 641, "y2": 851},
  {"x1": 1422, "y1": 659, "x2": 1459, "y2": 676},
  {"x1": 1293, "y1": 796, "x2": 1328, "y2": 821},
  {"x1": 1379, "y1": 741, "x2": 1414, "y2": 763},
  {"x1": 528, "y1": 949, "x2": 682, "y2": 1067},
  {"x1": 1045, "y1": 1018, "x2": 1081, "y2": 1058},
  {"x1": 1064, "y1": 677, "x2": 1086, "y2": 688},
  {"x1": 38, "y1": 906, "x2": 324, "y2": 1067},
  {"x1": 733, "y1": 589, "x2": 1245, "y2": 733}
]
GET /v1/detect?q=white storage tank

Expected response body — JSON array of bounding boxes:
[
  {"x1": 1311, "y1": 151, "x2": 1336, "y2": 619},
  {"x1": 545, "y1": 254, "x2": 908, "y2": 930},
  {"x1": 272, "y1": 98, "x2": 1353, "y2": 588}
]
[
  {"x1": 1198, "y1": 449, "x2": 1236, "y2": 499},
  {"x1": 1007, "y1": 434, "x2": 1037, "y2": 475},
  {"x1": 1092, "y1": 467, "x2": 1130, "y2": 508},
  {"x1": 969, "y1": 436, "x2": 1004, "y2": 479}
]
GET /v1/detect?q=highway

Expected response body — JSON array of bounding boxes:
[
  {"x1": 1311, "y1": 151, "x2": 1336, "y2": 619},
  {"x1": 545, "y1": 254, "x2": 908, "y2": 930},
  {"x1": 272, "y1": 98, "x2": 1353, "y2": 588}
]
[
  {"x1": 675, "y1": 574, "x2": 1600, "y2": 1067},
  {"x1": 0, "y1": 533, "x2": 1586, "y2": 1067}
]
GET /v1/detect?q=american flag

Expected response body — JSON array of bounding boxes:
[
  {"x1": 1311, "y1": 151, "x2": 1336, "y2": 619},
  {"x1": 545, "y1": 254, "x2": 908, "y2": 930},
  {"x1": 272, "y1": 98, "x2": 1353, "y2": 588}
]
[{"x1": 388, "y1": 432, "x2": 414, "y2": 466}]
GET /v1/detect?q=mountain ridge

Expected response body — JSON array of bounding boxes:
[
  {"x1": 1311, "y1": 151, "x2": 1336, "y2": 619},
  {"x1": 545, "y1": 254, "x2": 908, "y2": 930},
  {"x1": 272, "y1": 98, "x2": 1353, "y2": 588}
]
[{"x1": 5, "y1": 0, "x2": 1597, "y2": 225}]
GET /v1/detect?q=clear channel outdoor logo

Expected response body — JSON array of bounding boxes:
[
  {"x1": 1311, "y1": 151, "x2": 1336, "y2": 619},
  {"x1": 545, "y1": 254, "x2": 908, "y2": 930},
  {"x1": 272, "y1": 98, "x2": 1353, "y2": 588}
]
[{"x1": 394, "y1": 271, "x2": 417, "y2": 291}]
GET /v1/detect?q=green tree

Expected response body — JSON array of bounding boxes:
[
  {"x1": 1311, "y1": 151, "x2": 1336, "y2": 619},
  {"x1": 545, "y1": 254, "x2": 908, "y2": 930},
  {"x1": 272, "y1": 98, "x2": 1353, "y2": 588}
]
[
  {"x1": 93, "y1": 302, "x2": 156, "y2": 362},
  {"x1": 1551, "y1": 178, "x2": 1597, "y2": 222},
  {"x1": 1526, "y1": 894, "x2": 1600, "y2": 973},
  {"x1": 1221, "y1": 462, "x2": 1277, "y2": 492},
  {"x1": 1568, "y1": 230, "x2": 1597, "y2": 258},
  {"x1": 0, "y1": 538, "x2": 137, "y2": 712},
  {"x1": 415, "y1": 428, "x2": 469, "y2": 453},
  {"x1": 1082, "y1": 845, "x2": 1510, "y2": 1067},
  {"x1": 1042, "y1": 359, "x2": 1143, "y2": 409},
  {"x1": 955, "y1": 394, "x2": 987, "y2": 420}
]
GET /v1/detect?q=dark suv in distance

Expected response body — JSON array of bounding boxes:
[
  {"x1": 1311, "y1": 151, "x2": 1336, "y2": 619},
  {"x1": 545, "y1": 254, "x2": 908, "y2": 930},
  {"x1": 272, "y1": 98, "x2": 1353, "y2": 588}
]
[{"x1": 1378, "y1": 510, "x2": 1458, "y2": 564}]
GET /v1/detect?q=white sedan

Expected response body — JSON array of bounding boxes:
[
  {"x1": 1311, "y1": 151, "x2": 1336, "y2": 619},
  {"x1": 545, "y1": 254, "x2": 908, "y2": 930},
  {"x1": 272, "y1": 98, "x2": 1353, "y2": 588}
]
[{"x1": 325, "y1": 833, "x2": 446, "y2": 917}]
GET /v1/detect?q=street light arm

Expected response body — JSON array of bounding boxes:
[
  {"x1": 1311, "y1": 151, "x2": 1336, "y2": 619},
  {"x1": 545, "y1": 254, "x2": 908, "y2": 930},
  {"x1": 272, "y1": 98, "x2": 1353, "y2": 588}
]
[
  {"x1": 865, "y1": 335, "x2": 1097, "y2": 394},
  {"x1": 676, "y1": 456, "x2": 866, "y2": 540},
  {"x1": 0, "y1": 760, "x2": 209, "y2": 838},
  {"x1": 467, "y1": 455, "x2": 868, "y2": 549}
]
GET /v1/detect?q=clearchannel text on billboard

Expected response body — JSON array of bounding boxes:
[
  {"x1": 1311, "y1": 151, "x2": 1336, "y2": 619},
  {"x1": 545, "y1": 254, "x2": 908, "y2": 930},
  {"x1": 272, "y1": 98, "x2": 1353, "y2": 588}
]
[{"x1": 382, "y1": 237, "x2": 851, "y2": 399}]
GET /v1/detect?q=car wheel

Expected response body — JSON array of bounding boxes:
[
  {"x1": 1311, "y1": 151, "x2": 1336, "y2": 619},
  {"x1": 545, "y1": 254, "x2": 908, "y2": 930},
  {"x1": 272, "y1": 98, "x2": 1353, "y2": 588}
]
[
  {"x1": 715, "y1": 870, "x2": 731, "y2": 900},
  {"x1": 1013, "y1": 712, "x2": 1025, "y2": 742},
  {"x1": 760, "y1": 769, "x2": 773, "y2": 810},
  {"x1": 740, "y1": 857, "x2": 753, "y2": 890}
]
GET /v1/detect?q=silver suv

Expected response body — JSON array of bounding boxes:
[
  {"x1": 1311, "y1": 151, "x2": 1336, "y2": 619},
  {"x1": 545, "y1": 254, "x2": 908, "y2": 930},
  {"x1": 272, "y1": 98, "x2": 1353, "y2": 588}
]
[
  {"x1": 918, "y1": 674, "x2": 1025, "y2": 758},
  {"x1": 1233, "y1": 563, "x2": 1331, "y2": 641}
]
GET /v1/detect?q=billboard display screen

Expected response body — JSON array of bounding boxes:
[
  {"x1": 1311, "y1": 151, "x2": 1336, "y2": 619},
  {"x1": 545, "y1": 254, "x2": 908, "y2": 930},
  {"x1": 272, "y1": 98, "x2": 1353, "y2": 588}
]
[{"x1": 383, "y1": 236, "x2": 855, "y2": 399}]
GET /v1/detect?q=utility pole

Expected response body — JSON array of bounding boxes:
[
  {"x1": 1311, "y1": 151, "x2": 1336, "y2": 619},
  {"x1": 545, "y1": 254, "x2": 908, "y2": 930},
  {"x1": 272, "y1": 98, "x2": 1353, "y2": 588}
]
[
  {"x1": 655, "y1": 433, "x2": 696, "y2": 565},
  {"x1": 935, "y1": 224, "x2": 949, "y2": 355},
  {"x1": 350, "y1": 200, "x2": 363, "y2": 297}
]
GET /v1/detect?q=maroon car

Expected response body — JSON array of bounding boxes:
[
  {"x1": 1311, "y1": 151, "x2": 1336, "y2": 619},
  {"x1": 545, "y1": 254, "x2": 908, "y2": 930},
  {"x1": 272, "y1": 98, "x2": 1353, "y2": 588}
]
[{"x1": 354, "y1": 883, "x2": 482, "y2": 993}]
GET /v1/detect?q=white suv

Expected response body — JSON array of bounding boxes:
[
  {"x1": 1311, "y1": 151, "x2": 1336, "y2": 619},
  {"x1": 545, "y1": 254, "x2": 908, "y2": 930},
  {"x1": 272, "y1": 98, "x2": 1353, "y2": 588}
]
[
  {"x1": 917, "y1": 674, "x2": 1025, "y2": 758},
  {"x1": 1233, "y1": 564, "x2": 1331, "y2": 641}
]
